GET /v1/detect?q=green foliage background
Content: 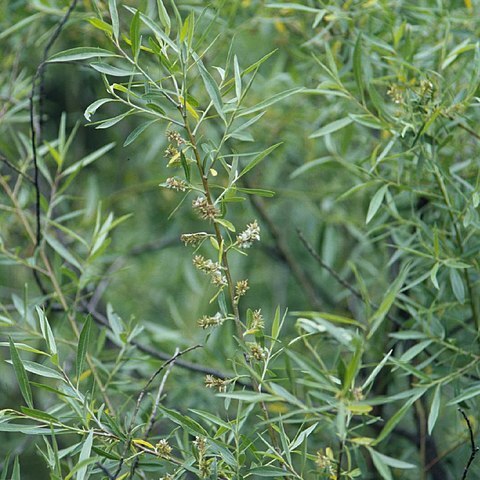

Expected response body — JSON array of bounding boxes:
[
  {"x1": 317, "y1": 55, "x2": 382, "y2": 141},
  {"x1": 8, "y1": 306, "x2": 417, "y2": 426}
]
[{"x1": 1, "y1": 0, "x2": 480, "y2": 479}]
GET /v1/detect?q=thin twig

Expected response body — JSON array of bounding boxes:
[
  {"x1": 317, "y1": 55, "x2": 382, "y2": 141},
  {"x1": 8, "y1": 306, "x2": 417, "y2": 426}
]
[
  {"x1": 95, "y1": 462, "x2": 115, "y2": 480},
  {"x1": 130, "y1": 347, "x2": 180, "y2": 478},
  {"x1": 297, "y1": 228, "x2": 363, "y2": 302},
  {"x1": 444, "y1": 114, "x2": 480, "y2": 142},
  {"x1": 244, "y1": 179, "x2": 330, "y2": 309},
  {"x1": 80, "y1": 300, "x2": 251, "y2": 387},
  {"x1": 179, "y1": 104, "x2": 282, "y2": 454},
  {"x1": 145, "y1": 347, "x2": 179, "y2": 438},
  {"x1": 29, "y1": 0, "x2": 78, "y2": 247},
  {"x1": 28, "y1": 0, "x2": 78, "y2": 298},
  {"x1": 113, "y1": 345, "x2": 200, "y2": 478},
  {"x1": 296, "y1": 228, "x2": 403, "y2": 327},
  {"x1": 129, "y1": 236, "x2": 179, "y2": 256},
  {"x1": 336, "y1": 439, "x2": 345, "y2": 480},
  {"x1": 86, "y1": 257, "x2": 126, "y2": 313},
  {"x1": 0, "y1": 152, "x2": 34, "y2": 184},
  {"x1": 459, "y1": 408, "x2": 479, "y2": 480}
]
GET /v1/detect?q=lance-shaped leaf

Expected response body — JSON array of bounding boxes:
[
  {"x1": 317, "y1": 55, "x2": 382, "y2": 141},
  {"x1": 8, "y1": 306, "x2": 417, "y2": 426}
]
[
  {"x1": 193, "y1": 53, "x2": 226, "y2": 123},
  {"x1": 9, "y1": 338, "x2": 33, "y2": 408},
  {"x1": 238, "y1": 143, "x2": 282, "y2": 178},
  {"x1": 368, "y1": 263, "x2": 410, "y2": 338},
  {"x1": 48, "y1": 47, "x2": 118, "y2": 63},
  {"x1": 108, "y1": 0, "x2": 119, "y2": 41},
  {"x1": 76, "y1": 317, "x2": 92, "y2": 383}
]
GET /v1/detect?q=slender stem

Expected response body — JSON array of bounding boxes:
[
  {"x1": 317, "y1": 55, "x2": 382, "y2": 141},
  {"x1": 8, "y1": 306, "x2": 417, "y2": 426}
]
[
  {"x1": 179, "y1": 95, "x2": 282, "y2": 455},
  {"x1": 182, "y1": 114, "x2": 243, "y2": 337},
  {"x1": 460, "y1": 408, "x2": 479, "y2": 480},
  {"x1": 114, "y1": 345, "x2": 200, "y2": 478},
  {"x1": 415, "y1": 399, "x2": 427, "y2": 480},
  {"x1": 336, "y1": 439, "x2": 345, "y2": 479}
]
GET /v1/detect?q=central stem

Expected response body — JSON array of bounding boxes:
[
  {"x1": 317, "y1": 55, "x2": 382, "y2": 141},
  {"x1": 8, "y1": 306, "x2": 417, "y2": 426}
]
[
  {"x1": 180, "y1": 107, "x2": 282, "y2": 455},
  {"x1": 182, "y1": 112, "x2": 243, "y2": 339}
]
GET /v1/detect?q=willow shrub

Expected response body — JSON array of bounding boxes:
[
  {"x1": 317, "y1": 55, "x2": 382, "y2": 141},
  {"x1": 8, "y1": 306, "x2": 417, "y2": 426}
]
[{"x1": 1, "y1": 1, "x2": 480, "y2": 479}]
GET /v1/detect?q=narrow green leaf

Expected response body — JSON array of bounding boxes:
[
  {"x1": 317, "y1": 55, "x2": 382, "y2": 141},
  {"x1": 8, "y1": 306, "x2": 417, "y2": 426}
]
[
  {"x1": 368, "y1": 448, "x2": 416, "y2": 469},
  {"x1": 156, "y1": 0, "x2": 171, "y2": 33},
  {"x1": 268, "y1": 383, "x2": 304, "y2": 407},
  {"x1": 0, "y1": 13, "x2": 42, "y2": 40},
  {"x1": 389, "y1": 358, "x2": 431, "y2": 382},
  {"x1": 1, "y1": 455, "x2": 11, "y2": 480},
  {"x1": 236, "y1": 187, "x2": 275, "y2": 197},
  {"x1": 238, "y1": 87, "x2": 303, "y2": 117},
  {"x1": 44, "y1": 234, "x2": 82, "y2": 271},
  {"x1": 180, "y1": 150, "x2": 191, "y2": 182},
  {"x1": 239, "y1": 143, "x2": 282, "y2": 178},
  {"x1": 449, "y1": 268, "x2": 465, "y2": 304},
  {"x1": 159, "y1": 406, "x2": 208, "y2": 436},
  {"x1": 368, "y1": 263, "x2": 410, "y2": 338},
  {"x1": 90, "y1": 212, "x2": 114, "y2": 257},
  {"x1": 108, "y1": 0, "x2": 119, "y2": 41},
  {"x1": 289, "y1": 156, "x2": 332, "y2": 179},
  {"x1": 124, "y1": 7, "x2": 177, "y2": 52},
  {"x1": 399, "y1": 340, "x2": 432, "y2": 363},
  {"x1": 374, "y1": 388, "x2": 427, "y2": 444},
  {"x1": 61, "y1": 142, "x2": 115, "y2": 177},
  {"x1": 247, "y1": 466, "x2": 291, "y2": 477},
  {"x1": 83, "y1": 99, "x2": 116, "y2": 122},
  {"x1": 123, "y1": 120, "x2": 157, "y2": 146},
  {"x1": 324, "y1": 42, "x2": 339, "y2": 78},
  {"x1": 342, "y1": 341, "x2": 363, "y2": 394},
  {"x1": 272, "y1": 306, "x2": 281, "y2": 341},
  {"x1": 214, "y1": 218, "x2": 236, "y2": 232},
  {"x1": 366, "y1": 184, "x2": 388, "y2": 224},
  {"x1": 90, "y1": 62, "x2": 138, "y2": 77},
  {"x1": 189, "y1": 409, "x2": 232, "y2": 431},
  {"x1": 95, "y1": 110, "x2": 134, "y2": 129},
  {"x1": 297, "y1": 317, "x2": 357, "y2": 349},
  {"x1": 353, "y1": 33, "x2": 365, "y2": 102},
  {"x1": 76, "y1": 317, "x2": 92, "y2": 383},
  {"x1": 309, "y1": 117, "x2": 353, "y2": 138},
  {"x1": 194, "y1": 53, "x2": 226, "y2": 123},
  {"x1": 145, "y1": 103, "x2": 166, "y2": 115},
  {"x1": 9, "y1": 338, "x2": 33, "y2": 408},
  {"x1": 349, "y1": 113, "x2": 384, "y2": 129},
  {"x1": 362, "y1": 350, "x2": 392, "y2": 390},
  {"x1": 218, "y1": 391, "x2": 278, "y2": 402},
  {"x1": 180, "y1": 13, "x2": 194, "y2": 45},
  {"x1": 227, "y1": 112, "x2": 265, "y2": 139},
  {"x1": 130, "y1": 10, "x2": 141, "y2": 60},
  {"x1": 36, "y1": 307, "x2": 57, "y2": 358},
  {"x1": 368, "y1": 449, "x2": 392, "y2": 480},
  {"x1": 447, "y1": 382, "x2": 480, "y2": 405},
  {"x1": 20, "y1": 407, "x2": 58, "y2": 424},
  {"x1": 77, "y1": 441, "x2": 94, "y2": 480},
  {"x1": 430, "y1": 262, "x2": 440, "y2": 289},
  {"x1": 289, "y1": 423, "x2": 318, "y2": 451},
  {"x1": 5, "y1": 360, "x2": 65, "y2": 381},
  {"x1": 234, "y1": 55, "x2": 242, "y2": 101},
  {"x1": 0, "y1": 342, "x2": 48, "y2": 356},
  {"x1": 48, "y1": 47, "x2": 118, "y2": 63},
  {"x1": 76, "y1": 431, "x2": 94, "y2": 480},
  {"x1": 428, "y1": 385, "x2": 441, "y2": 435},
  {"x1": 266, "y1": 3, "x2": 321, "y2": 12},
  {"x1": 298, "y1": 311, "x2": 365, "y2": 329},
  {"x1": 88, "y1": 18, "x2": 113, "y2": 35},
  {"x1": 11, "y1": 457, "x2": 20, "y2": 480}
]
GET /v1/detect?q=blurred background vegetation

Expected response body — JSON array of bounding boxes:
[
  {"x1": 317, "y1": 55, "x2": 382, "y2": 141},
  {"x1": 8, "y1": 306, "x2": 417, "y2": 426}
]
[{"x1": 2, "y1": 0, "x2": 480, "y2": 478}]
